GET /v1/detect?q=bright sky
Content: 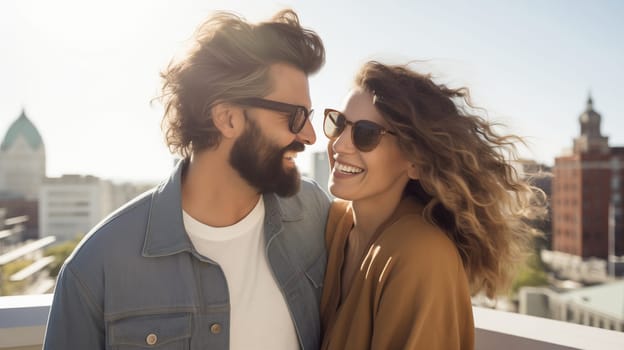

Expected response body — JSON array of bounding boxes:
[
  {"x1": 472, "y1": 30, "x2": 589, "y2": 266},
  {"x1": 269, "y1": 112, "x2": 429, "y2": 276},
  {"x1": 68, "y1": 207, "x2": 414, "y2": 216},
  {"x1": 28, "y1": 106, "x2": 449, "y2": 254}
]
[{"x1": 1, "y1": 0, "x2": 623, "y2": 183}]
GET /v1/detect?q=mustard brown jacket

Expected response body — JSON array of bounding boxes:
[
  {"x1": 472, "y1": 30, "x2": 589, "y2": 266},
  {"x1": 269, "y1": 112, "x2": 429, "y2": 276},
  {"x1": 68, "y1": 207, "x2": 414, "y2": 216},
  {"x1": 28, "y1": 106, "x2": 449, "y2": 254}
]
[{"x1": 320, "y1": 197, "x2": 474, "y2": 350}]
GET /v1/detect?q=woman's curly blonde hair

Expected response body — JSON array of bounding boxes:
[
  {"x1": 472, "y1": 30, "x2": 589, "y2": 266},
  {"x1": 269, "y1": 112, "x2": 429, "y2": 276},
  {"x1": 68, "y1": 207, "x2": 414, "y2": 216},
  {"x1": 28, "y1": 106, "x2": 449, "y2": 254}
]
[{"x1": 357, "y1": 61, "x2": 547, "y2": 297}]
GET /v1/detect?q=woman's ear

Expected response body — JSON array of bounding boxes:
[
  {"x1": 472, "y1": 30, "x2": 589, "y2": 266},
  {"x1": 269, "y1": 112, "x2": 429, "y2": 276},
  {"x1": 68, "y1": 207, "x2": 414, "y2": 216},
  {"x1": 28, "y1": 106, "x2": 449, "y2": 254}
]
[
  {"x1": 407, "y1": 162, "x2": 419, "y2": 180},
  {"x1": 211, "y1": 102, "x2": 243, "y2": 139}
]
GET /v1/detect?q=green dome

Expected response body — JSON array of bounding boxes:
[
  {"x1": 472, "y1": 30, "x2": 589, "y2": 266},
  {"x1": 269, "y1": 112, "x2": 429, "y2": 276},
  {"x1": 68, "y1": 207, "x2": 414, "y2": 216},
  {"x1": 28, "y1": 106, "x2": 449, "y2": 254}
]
[{"x1": 1, "y1": 110, "x2": 44, "y2": 151}]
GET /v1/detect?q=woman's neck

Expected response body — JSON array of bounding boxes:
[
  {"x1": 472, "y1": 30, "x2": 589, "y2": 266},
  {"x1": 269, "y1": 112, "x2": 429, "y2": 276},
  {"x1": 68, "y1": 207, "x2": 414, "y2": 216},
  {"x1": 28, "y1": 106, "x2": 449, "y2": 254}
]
[{"x1": 350, "y1": 192, "x2": 404, "y2": 246}]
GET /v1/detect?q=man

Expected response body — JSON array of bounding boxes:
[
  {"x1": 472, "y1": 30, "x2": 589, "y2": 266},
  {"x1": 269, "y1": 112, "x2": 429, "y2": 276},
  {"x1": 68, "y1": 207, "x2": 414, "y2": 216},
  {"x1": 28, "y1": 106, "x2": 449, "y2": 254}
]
[{"x1": 43, "y1": 9, "x2": 330, "y2": 350}]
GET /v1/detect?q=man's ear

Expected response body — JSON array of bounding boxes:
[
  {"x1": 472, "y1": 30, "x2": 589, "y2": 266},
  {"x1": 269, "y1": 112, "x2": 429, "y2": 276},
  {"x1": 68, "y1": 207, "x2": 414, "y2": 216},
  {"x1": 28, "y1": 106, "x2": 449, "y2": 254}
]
[
  {"x1": 407, "y1": 162, "x2": 419, "y2": 180},
  {"x1": 211, "y1": 102, "x2": 244, "y2": 138}
]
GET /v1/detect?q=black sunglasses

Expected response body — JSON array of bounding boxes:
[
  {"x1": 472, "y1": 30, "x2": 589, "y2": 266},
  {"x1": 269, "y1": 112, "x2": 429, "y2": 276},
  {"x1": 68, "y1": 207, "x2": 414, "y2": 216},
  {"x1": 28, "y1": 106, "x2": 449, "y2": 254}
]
[
  {"x1": 323, "y1": 109, "x2": 396, "y2": 152},
  {"x1": 234, "y1": 97, "x2": 313, "y2": 134}
]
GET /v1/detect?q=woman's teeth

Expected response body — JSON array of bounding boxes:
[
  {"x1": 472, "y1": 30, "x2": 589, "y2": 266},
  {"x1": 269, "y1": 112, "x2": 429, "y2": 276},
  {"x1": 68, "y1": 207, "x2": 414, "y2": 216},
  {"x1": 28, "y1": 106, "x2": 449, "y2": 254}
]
[{"x1": 335, "y1": 162, "x2": 364, "y2": 174}]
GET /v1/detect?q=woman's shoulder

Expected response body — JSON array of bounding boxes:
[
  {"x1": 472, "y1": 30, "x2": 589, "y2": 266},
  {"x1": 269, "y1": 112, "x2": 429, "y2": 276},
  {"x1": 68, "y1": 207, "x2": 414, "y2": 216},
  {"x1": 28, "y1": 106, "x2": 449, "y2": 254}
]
[
  {"x1": 327, "y1": 199, "x2": 351, "y2": 228},
  {"x1": 379, "y1": 211, "x2": 463, "y2": 271},
  {"x1": 329, "y1": 198, "x2": 350, "y2": 215},
  {"x1": 325, "y1": 199, "x2": 352, "y2": 246}
]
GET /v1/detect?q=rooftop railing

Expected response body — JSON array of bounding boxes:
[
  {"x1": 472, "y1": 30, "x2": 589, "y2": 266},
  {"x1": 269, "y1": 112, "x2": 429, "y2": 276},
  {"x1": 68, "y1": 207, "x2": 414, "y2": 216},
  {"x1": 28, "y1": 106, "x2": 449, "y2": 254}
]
[{"x1": 1, "y1": 294, "x2": 623, "y2": 350}]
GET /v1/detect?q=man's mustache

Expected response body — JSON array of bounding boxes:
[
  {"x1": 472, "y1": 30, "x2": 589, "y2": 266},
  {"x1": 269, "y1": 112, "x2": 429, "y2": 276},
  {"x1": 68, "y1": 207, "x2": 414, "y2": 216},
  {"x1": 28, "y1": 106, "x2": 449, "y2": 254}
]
[{"x1": 282, "y1": 141, "x2": 305, "y2": 153}]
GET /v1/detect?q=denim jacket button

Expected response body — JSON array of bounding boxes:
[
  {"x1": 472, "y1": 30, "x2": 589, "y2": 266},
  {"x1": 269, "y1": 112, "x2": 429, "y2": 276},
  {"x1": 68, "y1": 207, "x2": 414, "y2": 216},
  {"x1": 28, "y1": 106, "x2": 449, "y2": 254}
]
[
  {"x1": 146, "y1": 333, "x2": 158, "y2": 345},
  {"x1": 210, "y1": 323, "x2": 222, "y2": 334}
]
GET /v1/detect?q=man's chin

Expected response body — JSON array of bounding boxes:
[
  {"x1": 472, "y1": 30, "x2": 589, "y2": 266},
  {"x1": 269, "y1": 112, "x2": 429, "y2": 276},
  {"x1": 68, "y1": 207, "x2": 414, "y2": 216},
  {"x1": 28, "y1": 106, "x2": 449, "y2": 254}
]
[
  {"x1": 274, "y1": 179, "x2": 300, "y2": 197},
  {"x1": 271, "y1": 169, "x2": 301, "y2": 197}
]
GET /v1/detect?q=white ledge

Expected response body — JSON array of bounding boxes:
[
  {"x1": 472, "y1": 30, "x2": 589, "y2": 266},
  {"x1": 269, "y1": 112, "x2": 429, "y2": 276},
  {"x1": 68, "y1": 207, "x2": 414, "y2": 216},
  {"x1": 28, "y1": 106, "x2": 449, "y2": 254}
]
[
  {"x1": 1, "y1": 295, "x2": 624, "y2": 349},
  {"x1": 0, "y1": 294, "x2": 52, "y2": 348},
  {"x1": 474, "y1": 307, "x2": 624, "y2": 350}
]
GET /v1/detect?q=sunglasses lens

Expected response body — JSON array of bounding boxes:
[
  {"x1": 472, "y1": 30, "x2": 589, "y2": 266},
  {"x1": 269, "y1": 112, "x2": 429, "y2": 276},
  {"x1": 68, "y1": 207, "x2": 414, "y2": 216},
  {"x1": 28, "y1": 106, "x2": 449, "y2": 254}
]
[
  {"x1": 353, "y1": 121, "x2": 383, "y2": 152},
  {"x1": 290, "y1": 108, "x2": 308, "y2": 133},
  {"x1": 324, "y1": 110, "x2": 345, "y2": 138},
  {"x1": 324, "y1": 110, "x2": 388, "y2": 152}
]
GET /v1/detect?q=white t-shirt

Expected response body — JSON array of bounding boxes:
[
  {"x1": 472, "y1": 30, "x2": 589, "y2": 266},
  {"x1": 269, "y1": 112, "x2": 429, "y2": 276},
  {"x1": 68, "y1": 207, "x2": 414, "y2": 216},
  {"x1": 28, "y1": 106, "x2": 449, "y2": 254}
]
[{"x1": 183, "y1": 197, "x2": 299, "y2": 350}]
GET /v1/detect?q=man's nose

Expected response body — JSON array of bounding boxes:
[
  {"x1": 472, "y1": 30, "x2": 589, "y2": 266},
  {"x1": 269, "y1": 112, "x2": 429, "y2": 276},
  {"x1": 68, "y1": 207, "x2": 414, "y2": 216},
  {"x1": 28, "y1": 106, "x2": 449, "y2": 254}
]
[{"x1": 295, "y1": 118, "x2": 316, "y2": 145}]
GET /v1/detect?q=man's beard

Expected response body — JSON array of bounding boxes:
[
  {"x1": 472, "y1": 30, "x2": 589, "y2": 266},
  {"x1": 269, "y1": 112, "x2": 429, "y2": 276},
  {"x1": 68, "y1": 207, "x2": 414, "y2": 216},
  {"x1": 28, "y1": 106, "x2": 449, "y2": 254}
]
[{"x1": 230, "y1": 117, "x2": 305, "y2": 197}]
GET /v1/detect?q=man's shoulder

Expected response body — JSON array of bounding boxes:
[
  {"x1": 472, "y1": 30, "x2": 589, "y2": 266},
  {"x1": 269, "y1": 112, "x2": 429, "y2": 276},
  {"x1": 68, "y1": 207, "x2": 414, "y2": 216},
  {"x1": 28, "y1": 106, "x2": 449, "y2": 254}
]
[
  {"x1": 299, "y1": 176, "x2": 329, "y2": 197},
  {"x1": 276, "y1": 177, "x2": 331, "y2": 215},
  {"x1": 91, "y1": 188, "x2": 155, "y2": 235},
  {"x1": 66, "y1": 188, "x2": 155, "y2": 266}
]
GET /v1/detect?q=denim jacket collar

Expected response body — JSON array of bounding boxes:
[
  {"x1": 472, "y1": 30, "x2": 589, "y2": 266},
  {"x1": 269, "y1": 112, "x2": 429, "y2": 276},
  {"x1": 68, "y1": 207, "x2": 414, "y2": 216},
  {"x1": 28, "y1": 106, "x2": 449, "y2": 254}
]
[{"x1": 142, "y1": 158, "x2": 304, "y2": 258}]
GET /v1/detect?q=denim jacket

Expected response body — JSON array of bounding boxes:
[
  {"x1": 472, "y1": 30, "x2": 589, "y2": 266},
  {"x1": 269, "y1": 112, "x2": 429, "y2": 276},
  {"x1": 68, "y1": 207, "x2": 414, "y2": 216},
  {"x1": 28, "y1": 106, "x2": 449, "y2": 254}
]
[{"x1": 43, "y1": 160, "x2": 331, "y2": 349}]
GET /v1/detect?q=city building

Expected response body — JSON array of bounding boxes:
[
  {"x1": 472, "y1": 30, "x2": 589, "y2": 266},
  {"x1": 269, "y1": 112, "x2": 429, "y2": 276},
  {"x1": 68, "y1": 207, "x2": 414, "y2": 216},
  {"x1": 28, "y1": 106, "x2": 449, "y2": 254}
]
[
  {"x1": 110, "y1": 181, "x2": 154, "y2": 212},
  {"x1": 519, "y1": 281, "x2": 624, "y2": 332},
  {"x1": 0, "y1": 110, "x2": 45, "y2": 240},
  {"x1": 38, "y1": 175, "x2": 114, "y2": 242},
  {"x1": 38, "y1": 175, "x2": 154, "y2": 242},
  {"x1": 0, "y1": 110, "x2": 46, "y2": 201},
  {"x1": 513, "y1": 159, "x2": 553, "y2": 246},
  {"x1": 552, "y1": 96, "x2": 624, "y2": 263},
  {"x1": 308, "y1": 150, "x2": 330, "y2": 195}
]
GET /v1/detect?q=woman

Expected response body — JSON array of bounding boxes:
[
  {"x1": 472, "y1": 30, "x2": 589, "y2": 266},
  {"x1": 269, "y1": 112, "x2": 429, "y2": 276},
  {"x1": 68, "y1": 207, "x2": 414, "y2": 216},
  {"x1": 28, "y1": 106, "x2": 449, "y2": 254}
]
[{"x1": 320, "y1": 61, "x2": 544, "y2": 349}]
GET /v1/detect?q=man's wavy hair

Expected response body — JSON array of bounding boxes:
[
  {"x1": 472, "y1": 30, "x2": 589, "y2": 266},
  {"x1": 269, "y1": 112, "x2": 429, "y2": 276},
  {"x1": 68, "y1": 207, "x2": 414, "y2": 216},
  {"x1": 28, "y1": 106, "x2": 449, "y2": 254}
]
[
  {"x1": 357, "y1": 61, "x2": 546, "y2": 298},
  {"x1": 160, "y1": 9, "x2": 325, "y2": 157}
]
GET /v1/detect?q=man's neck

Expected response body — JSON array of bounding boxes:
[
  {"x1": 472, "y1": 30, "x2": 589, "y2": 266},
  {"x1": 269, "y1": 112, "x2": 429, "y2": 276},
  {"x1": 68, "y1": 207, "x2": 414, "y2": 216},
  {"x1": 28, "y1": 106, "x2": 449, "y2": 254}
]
[{"x1": 181, "y1": 150, "x2": 261, "y2": 227}]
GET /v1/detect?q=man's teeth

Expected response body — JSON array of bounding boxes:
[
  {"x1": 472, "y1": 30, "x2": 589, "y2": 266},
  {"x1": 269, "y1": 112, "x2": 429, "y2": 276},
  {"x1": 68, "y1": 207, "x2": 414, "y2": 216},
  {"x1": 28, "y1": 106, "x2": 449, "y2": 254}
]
[{"x1": 335, "y1": 162, "x2": 364, "y2": 174}]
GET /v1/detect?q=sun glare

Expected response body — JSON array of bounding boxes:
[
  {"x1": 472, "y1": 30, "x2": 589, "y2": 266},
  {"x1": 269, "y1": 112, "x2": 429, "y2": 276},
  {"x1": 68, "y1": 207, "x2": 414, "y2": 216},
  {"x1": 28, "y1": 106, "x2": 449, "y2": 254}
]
[{"x1": 18, "y1": 0, "x2": 160, "y2": 47}]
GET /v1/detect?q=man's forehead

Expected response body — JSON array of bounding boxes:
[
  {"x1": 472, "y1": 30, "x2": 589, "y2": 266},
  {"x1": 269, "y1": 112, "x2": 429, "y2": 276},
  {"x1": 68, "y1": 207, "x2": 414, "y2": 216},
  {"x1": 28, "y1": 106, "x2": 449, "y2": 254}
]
[{"x1": 266, "y1": 63, "x2": 311, "y2": 107}]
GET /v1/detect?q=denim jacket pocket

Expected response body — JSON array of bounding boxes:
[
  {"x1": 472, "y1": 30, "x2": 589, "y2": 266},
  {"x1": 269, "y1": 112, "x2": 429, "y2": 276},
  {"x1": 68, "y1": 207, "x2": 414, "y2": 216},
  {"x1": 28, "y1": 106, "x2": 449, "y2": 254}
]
[
  {"x1": 304, "y1": 253, "x2": 326, "y2": 289},
  {"x1": 108, "y1": 312, "x2": 191, "y2": 349}
]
